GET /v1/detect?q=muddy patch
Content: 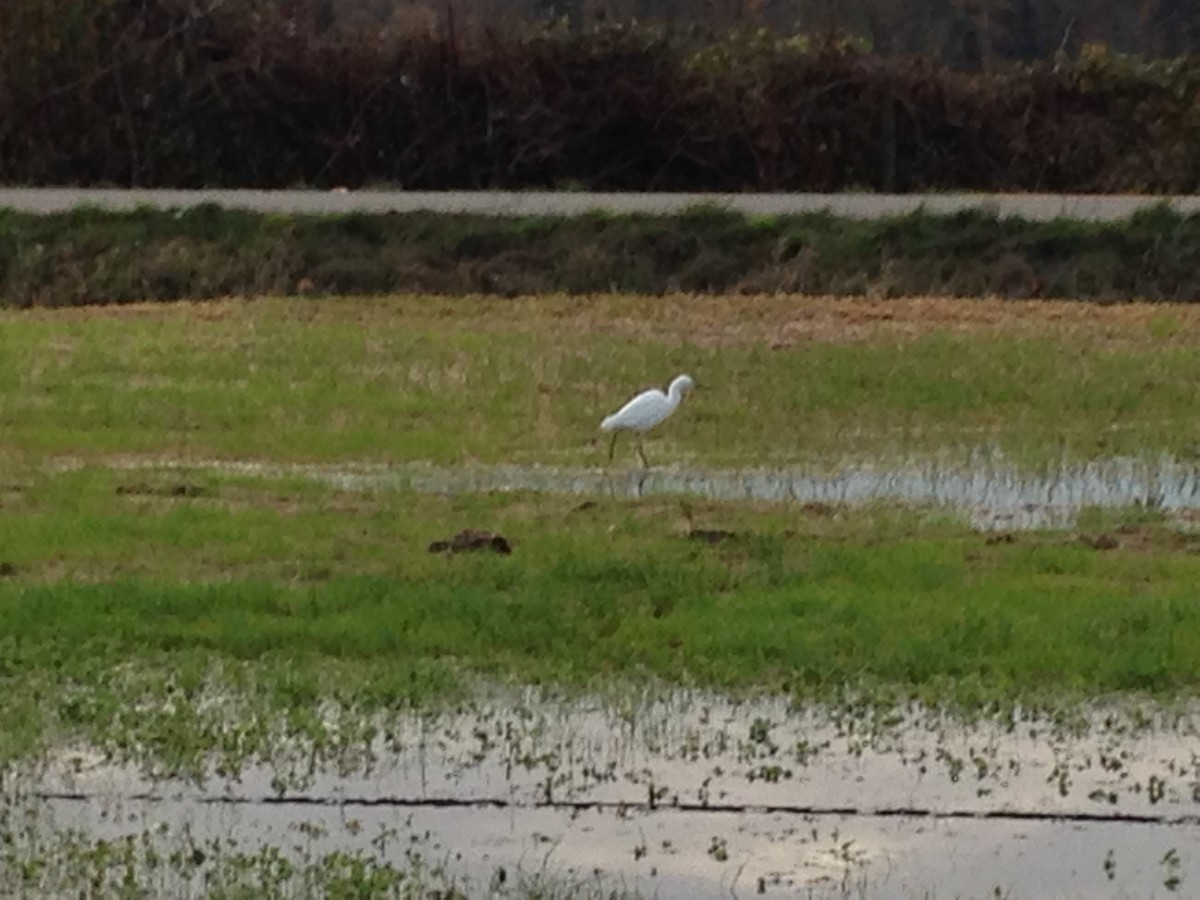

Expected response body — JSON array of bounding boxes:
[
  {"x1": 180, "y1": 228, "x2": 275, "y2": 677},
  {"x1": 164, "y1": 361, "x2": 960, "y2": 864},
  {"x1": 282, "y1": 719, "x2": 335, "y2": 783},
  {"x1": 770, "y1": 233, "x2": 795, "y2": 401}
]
[
  {"x1": 429, "y1": 528, "x2": 514, "y2": 555},
  {"x1": 115, "y1": 480, "x2": 212, "y2": 498}
]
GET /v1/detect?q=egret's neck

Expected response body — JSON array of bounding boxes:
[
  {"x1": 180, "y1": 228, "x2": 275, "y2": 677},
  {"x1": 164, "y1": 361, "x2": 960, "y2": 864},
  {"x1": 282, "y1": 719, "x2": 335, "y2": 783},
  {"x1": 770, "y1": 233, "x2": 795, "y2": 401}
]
[{"x1": 667, "y1": 382, "x2": 687, "y2": 406}]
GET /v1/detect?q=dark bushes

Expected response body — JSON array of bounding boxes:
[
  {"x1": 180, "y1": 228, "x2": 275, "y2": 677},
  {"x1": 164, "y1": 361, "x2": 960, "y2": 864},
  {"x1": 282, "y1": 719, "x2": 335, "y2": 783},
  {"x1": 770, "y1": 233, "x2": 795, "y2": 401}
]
[{"x1": 2, "y1": 1, "x2": 1200, "y2": 192}]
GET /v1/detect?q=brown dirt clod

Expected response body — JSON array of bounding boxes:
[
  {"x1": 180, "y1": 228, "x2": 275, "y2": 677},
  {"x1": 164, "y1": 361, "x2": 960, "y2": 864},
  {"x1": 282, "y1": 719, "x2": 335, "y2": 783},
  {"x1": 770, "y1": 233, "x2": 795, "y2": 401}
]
[{"x1": 429, "y1": 529, "x2": 513, "y2": 555}]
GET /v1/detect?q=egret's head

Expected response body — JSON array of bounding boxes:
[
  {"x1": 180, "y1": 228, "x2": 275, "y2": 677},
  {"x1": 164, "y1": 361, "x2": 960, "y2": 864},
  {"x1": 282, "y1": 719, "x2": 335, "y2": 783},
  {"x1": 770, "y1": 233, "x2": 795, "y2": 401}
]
[{"x1": 671, "y1": 374, "x2": 695, "y2": 396}]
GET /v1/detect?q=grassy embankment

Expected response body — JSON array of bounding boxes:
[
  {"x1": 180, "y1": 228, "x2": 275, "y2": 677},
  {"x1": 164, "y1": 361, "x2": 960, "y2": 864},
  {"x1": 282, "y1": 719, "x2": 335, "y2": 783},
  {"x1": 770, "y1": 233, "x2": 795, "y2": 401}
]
[
  {"x1": 0, "y1": 295, "x2": 1199, "y2": 767},
  {"x1": 3, "y1": 205, "x2": 1200, "y2": 305}
]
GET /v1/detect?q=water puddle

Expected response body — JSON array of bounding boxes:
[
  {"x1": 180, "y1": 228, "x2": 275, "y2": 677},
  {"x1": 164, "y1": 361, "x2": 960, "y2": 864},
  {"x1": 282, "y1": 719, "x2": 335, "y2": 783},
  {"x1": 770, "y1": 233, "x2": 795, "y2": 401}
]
[
  {"x1": 76, "y1": 450, "x2": 1200, "y2": 530},
  {"x1": 8, "y1": 691, "x2": 1200, "y2": 896}
]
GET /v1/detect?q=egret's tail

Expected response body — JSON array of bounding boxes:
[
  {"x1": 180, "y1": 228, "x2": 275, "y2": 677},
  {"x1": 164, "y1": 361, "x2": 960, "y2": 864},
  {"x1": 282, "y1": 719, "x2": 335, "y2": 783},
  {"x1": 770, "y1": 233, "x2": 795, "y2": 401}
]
[{"x1": 600, "y1": 414, "x2": 619, "y2": 432}]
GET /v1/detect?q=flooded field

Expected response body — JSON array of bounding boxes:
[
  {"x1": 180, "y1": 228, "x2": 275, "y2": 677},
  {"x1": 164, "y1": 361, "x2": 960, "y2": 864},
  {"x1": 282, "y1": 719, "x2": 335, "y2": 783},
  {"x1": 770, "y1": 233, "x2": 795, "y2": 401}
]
[
  {"x1": 11, "y1": 451, "x2": 1200, "y2": 895},
  {"x1": 78, "y1": 448, "x2": 1200, "y2": 531},
  {"x1": 7, "y1": 690, "x2": 1200, "y2": 897}
]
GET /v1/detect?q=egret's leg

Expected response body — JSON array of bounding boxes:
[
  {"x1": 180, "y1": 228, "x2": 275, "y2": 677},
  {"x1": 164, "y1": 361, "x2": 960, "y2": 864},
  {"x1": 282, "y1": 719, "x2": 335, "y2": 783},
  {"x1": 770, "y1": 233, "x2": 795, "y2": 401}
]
[
  {"x1": 608, "y1": 432, "x2": 619, "y2": 463},
  {"x1": 636, "y1": 437, "x2": 649, "y2": 469}
]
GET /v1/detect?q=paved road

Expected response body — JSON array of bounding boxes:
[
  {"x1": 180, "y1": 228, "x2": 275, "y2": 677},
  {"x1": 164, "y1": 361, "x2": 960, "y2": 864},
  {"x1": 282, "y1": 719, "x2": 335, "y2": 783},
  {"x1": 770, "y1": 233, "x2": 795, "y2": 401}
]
[{"x1": 1, "y1": 187, "x2": 1198, "y2": 221}]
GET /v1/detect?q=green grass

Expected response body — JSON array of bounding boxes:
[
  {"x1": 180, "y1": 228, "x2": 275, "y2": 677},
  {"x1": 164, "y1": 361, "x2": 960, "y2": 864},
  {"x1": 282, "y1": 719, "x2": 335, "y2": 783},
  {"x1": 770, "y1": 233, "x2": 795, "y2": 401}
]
[
  {"x1": 2, "y1": 295, "x2": 1199, "y2": 775},
  {"x1": 1, "y1": 296, "x2": 1199, "y2": 468},
  {"x1": 2, "y1": 468, "x2": 1200, "y2": 764}
]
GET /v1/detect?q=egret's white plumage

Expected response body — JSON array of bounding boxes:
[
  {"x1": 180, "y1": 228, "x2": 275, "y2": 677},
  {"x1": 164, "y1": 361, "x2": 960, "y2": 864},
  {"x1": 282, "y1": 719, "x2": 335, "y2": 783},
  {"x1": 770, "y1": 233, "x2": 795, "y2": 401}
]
[{"x1": 600, "y1": 374, "x2": 694, "y2": 467}]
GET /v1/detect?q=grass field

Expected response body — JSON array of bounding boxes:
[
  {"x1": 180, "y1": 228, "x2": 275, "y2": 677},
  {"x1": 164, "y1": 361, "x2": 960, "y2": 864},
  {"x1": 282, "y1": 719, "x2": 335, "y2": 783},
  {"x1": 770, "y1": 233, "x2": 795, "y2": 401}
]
[
  {"x1": 3, "y1": 294, "x2": 1200, "y2": 469},
  {"x1": 1, "y1": 460, "x2": 1199, "y2": 765},
  {"x1": 4, "y1": 291, "x2": 1200, "y2": 897},
  {"x1": 0, "y1": 470, "x2": 1197, "y2": 761},
  {"x1": 1, "y1": 293, "x2": 1199, "y2": 763}
]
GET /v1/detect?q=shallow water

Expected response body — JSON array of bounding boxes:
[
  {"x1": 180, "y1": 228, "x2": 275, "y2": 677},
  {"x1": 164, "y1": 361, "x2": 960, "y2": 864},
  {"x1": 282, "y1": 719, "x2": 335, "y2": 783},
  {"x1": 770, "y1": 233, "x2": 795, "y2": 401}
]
[
  {"x1": 19, "y1": 799, "x2": 1199, "y2": 898},
  {"x1": 84, "y1": 449, "x2": 1200, "y2": 530},
  {"x1": 11, "y1": 691, "x2": 1200, "y2": 897}
]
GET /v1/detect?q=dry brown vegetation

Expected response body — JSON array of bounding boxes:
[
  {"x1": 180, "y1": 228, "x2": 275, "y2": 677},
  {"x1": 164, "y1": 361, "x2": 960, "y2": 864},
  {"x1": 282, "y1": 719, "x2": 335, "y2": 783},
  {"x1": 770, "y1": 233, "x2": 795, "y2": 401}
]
[{"x1": 27, "y1": 293, "x2": 1200, "y2": 350}]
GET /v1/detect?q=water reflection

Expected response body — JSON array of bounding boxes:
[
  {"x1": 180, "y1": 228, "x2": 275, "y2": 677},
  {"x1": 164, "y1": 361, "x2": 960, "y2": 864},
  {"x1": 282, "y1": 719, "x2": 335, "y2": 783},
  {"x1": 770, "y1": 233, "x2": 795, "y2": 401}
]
[{"x1": 13, "y1": 690, "x2": 1200, "y2": 898}]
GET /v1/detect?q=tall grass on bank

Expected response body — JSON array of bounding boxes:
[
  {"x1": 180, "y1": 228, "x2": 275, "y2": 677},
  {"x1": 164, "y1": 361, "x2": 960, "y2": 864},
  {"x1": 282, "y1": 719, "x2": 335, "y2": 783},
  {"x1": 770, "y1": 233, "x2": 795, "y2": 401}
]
[{"x1": 4, "y1": 206, "x2": 1200, "y2": 305}]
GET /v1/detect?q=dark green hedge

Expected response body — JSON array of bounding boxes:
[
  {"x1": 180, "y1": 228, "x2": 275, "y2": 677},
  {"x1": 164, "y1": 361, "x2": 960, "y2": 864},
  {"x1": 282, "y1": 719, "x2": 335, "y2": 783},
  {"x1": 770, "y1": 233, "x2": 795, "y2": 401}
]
[
  {"x1": 2, "y1": 1, "x2": 1200, "y2": 192},
  {"x1": 2, "y1": 204, "x2": 1199, "y2": 305}
]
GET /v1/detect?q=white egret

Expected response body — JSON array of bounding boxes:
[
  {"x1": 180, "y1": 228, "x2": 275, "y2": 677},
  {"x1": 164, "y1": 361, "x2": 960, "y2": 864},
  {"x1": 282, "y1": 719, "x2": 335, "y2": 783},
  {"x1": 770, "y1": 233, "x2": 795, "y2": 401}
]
[{"x1": 600, "y1": 374, "x2": 695, "y2": 468}]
